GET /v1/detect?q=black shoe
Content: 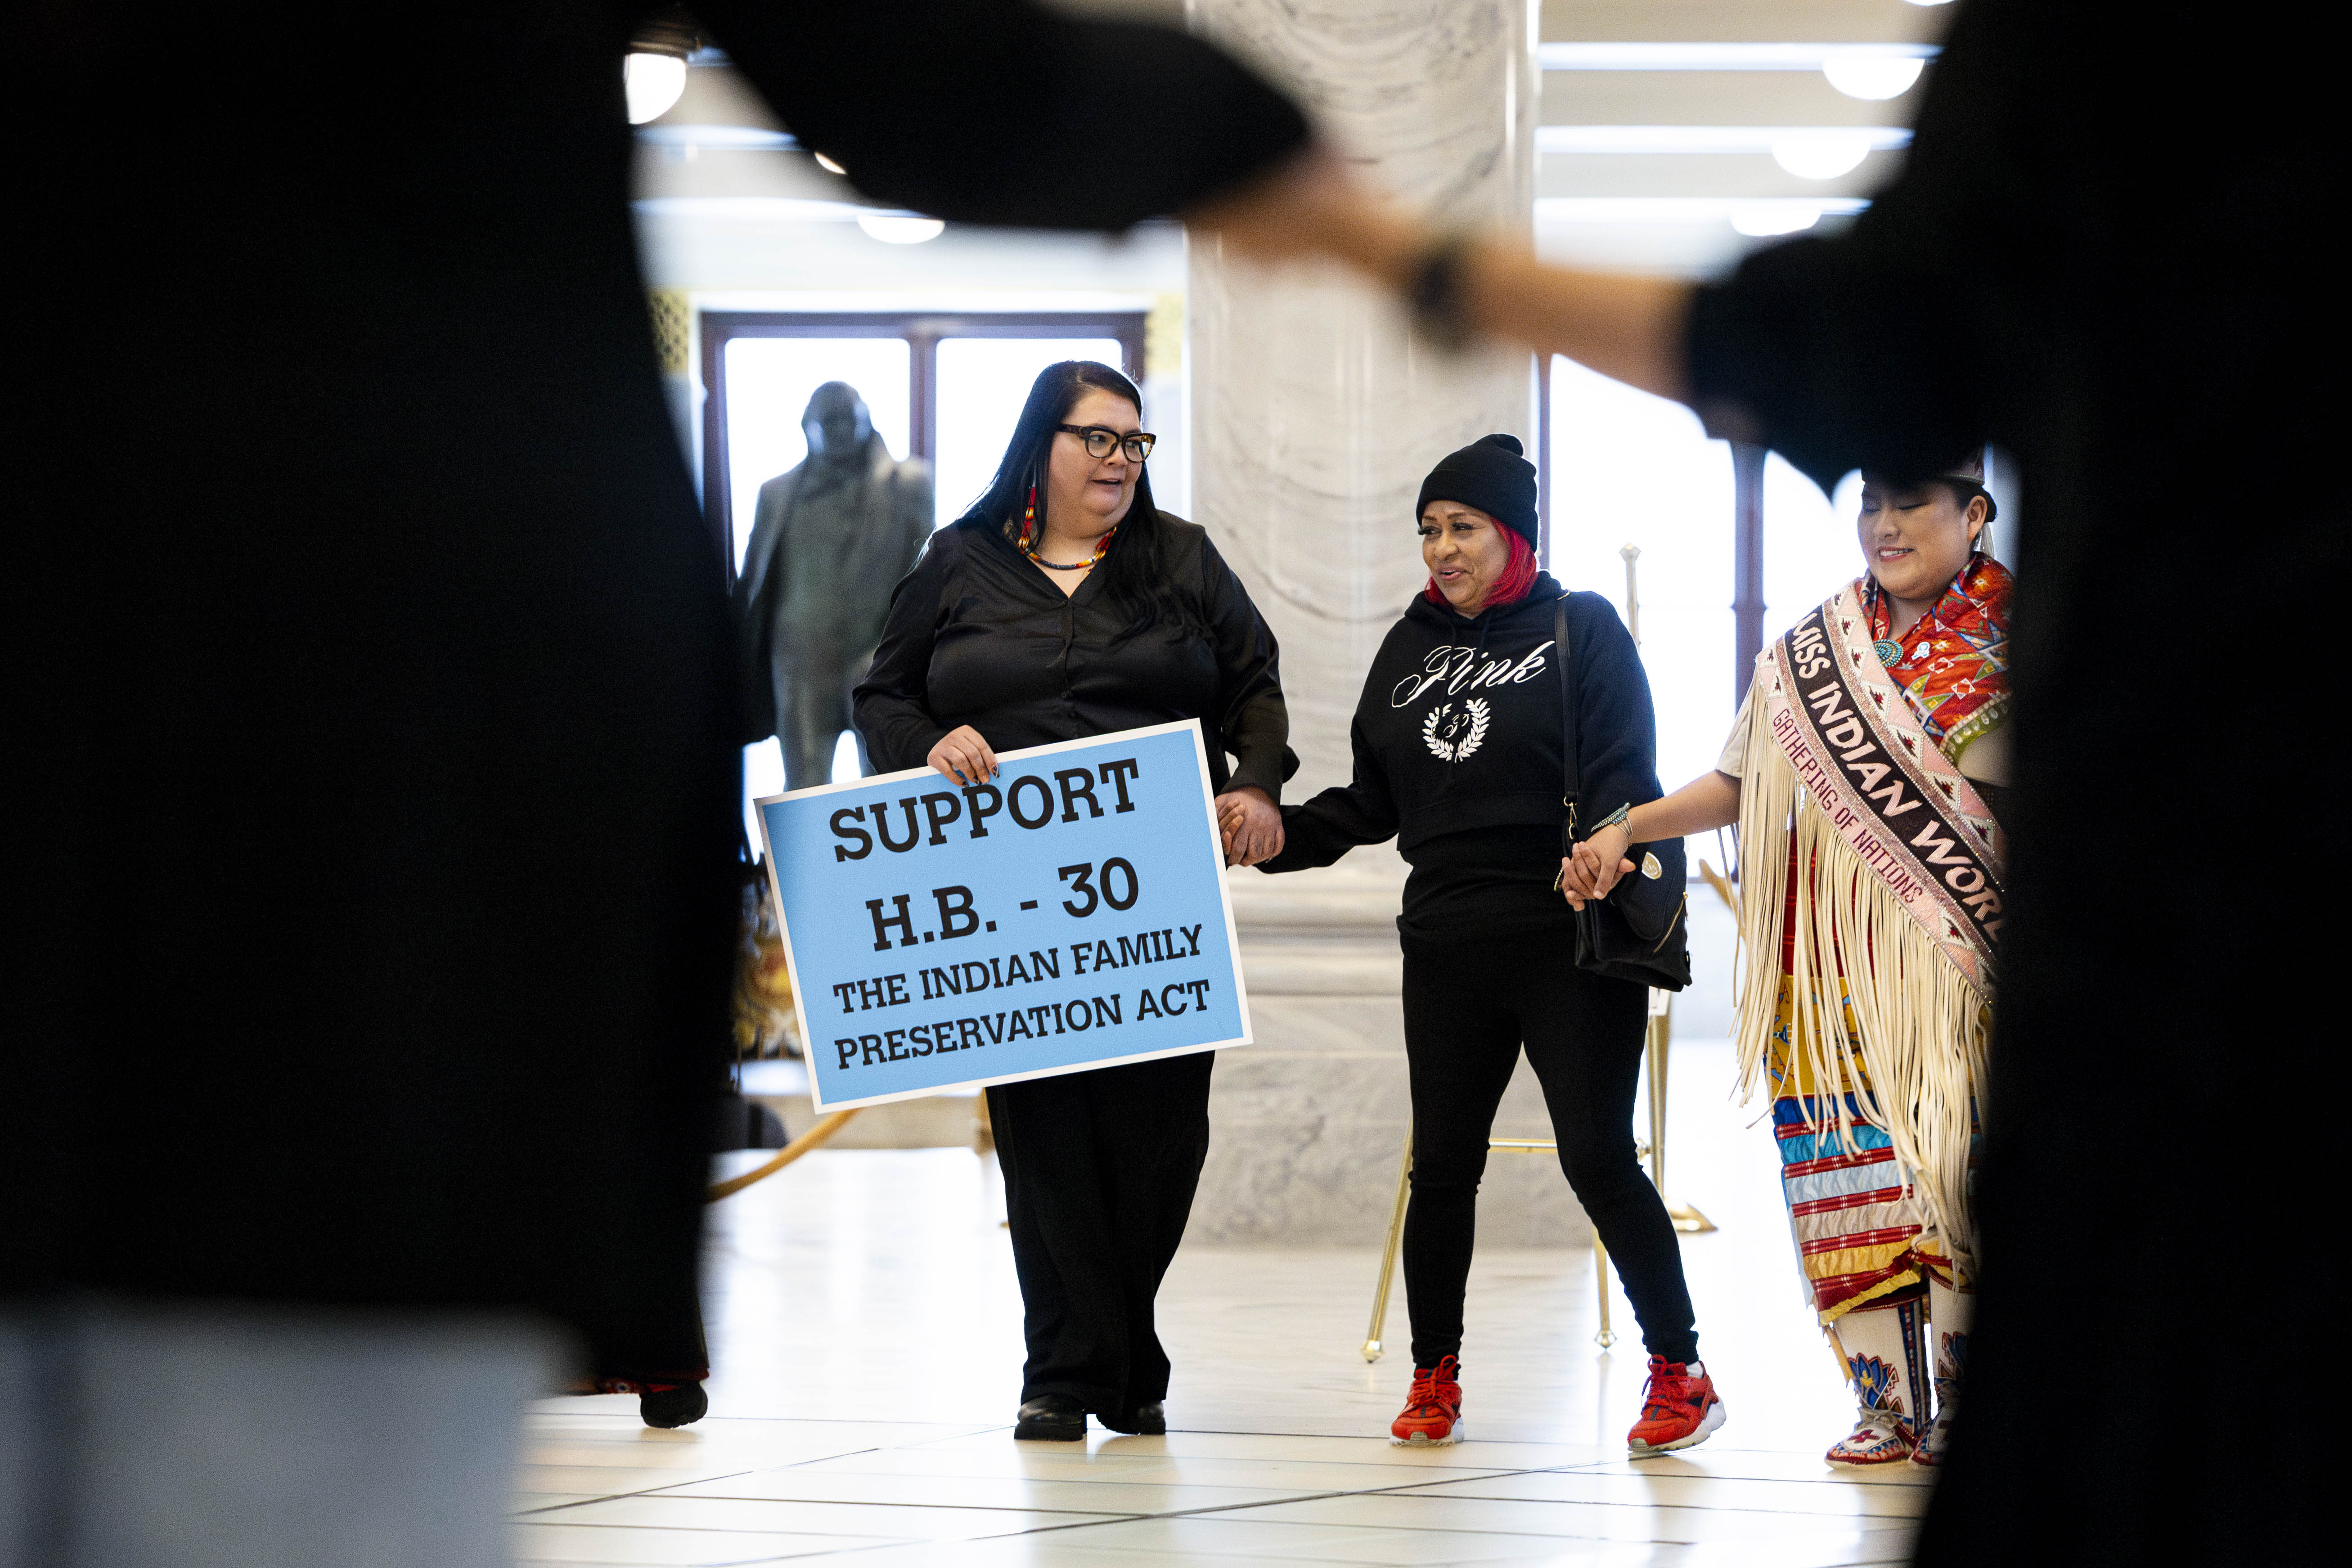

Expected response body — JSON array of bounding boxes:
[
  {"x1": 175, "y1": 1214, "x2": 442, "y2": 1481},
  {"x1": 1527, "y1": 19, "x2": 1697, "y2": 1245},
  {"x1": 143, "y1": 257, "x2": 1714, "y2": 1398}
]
[
  {"x1": 1098, "y1": 1399, "x2": 1165, "y2": 1437},
  {"x1": 639, "y1": 1383, "x2": 708, "y2": 1429},
  {"x1": 1013, "y1": 1395, "x2": 1087, "y2": 1441}
]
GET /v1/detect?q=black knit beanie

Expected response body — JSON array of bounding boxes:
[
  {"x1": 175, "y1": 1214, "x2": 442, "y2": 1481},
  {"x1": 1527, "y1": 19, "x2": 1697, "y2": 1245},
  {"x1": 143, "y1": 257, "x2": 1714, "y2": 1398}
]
[{"x1": 1416, "y1": 433, "x2": 1538, "y2": 549}]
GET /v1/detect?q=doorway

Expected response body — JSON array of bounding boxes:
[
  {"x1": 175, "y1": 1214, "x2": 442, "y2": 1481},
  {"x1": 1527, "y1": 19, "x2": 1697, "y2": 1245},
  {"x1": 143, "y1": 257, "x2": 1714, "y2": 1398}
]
[{"x1": 699, "y1": 311, "x2": 1147, "y2": 575}]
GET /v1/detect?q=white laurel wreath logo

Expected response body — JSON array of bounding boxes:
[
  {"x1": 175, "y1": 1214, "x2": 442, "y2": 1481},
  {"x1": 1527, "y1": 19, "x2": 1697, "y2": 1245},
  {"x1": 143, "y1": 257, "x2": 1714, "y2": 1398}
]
[{"x1": 1422, "y1": 697, "x2": 1491, "y2": 762}]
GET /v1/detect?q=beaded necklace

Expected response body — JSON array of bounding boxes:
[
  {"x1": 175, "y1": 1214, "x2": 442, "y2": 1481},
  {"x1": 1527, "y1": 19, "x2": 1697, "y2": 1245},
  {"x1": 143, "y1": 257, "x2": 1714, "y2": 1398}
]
[{"x1": 1017, "y1": 486, "x2": 1116, "y2": 571}]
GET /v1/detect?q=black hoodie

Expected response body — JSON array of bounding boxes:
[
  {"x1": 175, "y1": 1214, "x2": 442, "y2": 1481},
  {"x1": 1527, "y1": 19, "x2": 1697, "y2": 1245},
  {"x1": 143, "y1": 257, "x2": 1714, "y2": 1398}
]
[{"x1": 1260, "y1": 573, "x2": 1664, "y2": 939}]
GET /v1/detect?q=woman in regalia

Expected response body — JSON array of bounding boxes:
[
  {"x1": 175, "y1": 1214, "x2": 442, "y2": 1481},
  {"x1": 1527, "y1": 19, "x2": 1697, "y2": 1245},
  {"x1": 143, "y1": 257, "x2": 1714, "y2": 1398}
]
[{"x1": 1562, "y1": 455, "x2": 2010, "y2": 1466}]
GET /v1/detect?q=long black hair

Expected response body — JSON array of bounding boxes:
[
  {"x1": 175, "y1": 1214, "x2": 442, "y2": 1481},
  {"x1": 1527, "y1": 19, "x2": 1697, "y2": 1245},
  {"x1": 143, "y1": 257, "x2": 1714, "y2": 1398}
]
[{"x1": 955, "y1": 360, "x2": 1199, "y2": 639}]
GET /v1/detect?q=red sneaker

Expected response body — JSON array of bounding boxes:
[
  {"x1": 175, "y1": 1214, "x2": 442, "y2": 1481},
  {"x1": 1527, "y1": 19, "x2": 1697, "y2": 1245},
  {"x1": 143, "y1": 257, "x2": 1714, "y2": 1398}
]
[
  {"x1": 1628, "y1": 1357, "x2": 1725, "y2": 1456},
  {"x1": 1390, "y1": 1355, "x2": 1463, "y2": 1446}
]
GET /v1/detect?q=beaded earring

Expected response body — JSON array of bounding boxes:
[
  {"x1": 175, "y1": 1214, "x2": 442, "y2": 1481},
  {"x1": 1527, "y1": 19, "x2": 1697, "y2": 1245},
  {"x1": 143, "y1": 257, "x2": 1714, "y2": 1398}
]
[{"x1": 1015, "y1": 473, "x2": 1116, "y2": 572}]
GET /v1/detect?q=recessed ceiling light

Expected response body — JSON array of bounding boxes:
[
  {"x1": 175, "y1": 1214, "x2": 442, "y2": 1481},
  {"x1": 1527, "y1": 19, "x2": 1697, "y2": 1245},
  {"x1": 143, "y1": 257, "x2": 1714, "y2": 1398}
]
[
  {"x1": 1537, "y1": 125, "x2": 1911, "y2": 155},
  {"x1": 1730, "y1": 203, "x2": 1824, "y2": 237},
  {"x1": 813, "y1": 152, "x2": 848, "y2": 175},
  {"x1": 1535, "y1": 197, "x2": 1868, "y2": 226},
  {"x1": 635, "y1": 125, "x2": 798, "y2": 151},
  {"x1": 1771, "y1": 130, "x2": 1876, "y2": 180},
  {"x1": 856, "y1": 213, "x2": 944, "y2": 244},
  {"x1": 1822, "y1": 54, "x2": 1926, "y2": 99},
  {"x1": 624, "y1": 54, "x2": 688, "y2": 125},
  {"x1": 1538, "y1": 42, "x2": 1938, "y2": 72}
]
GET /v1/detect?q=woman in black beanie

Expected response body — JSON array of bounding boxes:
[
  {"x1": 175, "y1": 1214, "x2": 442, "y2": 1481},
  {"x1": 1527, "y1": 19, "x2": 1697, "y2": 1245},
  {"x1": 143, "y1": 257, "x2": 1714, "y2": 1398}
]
[{"x1": 1258, "y1": 434, "x2": 1722, "y2": 1454}]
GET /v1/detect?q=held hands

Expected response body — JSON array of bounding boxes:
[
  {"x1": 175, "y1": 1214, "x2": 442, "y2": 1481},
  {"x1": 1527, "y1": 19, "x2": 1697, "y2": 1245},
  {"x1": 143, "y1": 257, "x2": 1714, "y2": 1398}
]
[
  {"x1": 925, "y1": 725, "x2": 998, "y2": 786},
  {"x1": 1557, "y1": 823, "x2": 1634, "y2": 911},
  {"x1": 1218, "y1": 786, "x2": 1283, "y2": 869}
]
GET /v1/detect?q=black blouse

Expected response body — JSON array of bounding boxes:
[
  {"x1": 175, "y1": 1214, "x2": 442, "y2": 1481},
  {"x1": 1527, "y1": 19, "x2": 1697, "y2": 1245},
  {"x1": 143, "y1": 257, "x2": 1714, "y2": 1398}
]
[{"x1": 854, "y1": 514, "x2": 1294, "y2": 799}]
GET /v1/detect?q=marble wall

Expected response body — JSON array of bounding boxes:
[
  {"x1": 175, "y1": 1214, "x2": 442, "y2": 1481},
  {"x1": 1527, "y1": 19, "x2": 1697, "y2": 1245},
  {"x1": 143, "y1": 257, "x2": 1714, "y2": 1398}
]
[
  {"x1": 1179, "y1": 2, "x2": 1576, "y2": 1247},
  {"x1": 1187, "y1": 0, "x2": 1538, "y2": 798},
  {"x1": 1183, "y1": 856, "x2": 1596, "y2": 1250}
]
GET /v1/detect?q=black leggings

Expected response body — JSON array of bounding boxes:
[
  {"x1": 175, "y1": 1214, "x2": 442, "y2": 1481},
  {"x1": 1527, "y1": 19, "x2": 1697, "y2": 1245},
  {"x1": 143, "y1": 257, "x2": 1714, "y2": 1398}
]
[{"x1": 1400, "y1": 929, "x2": 1698, "y2": 1367}]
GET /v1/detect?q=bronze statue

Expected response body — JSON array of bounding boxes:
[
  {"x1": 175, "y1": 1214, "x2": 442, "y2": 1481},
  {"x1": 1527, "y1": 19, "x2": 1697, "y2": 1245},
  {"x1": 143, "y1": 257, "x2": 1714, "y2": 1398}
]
[{"x1": 734, "y1": 381, "x2": 933, "y2": 786}]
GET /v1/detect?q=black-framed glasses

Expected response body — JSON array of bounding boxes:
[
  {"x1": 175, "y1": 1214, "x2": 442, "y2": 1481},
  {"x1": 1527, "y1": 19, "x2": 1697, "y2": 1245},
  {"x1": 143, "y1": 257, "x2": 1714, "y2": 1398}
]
[{"x1": 1056, "y1": 424, "x2": 1155, "y2": 463}]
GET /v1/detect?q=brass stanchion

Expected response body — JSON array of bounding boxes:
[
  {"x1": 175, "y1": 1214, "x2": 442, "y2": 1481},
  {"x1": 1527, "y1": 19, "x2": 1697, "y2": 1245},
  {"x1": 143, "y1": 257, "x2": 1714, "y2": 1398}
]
[
  {"x1": 1594, "y1": 1237, "x2": 1615, "y2": 1348},
  {"x1": 705, "y1": 1108, "x2": 860, "y2": 1202},
  {"x1": 1648, "y1": 1004, "x2": 1669, "y2": 1191},
  {"x1": 1619, "y1": 543, "x2": 1642, "y2": 643},
  {"x1": 1647, "y1": 997, "x2": 1716, "y2": 1234},
  {"x1": 1620, "y1": 544, "x2": 1714, "y2": 1235},
  {"x1": 1363, "y1": 1124, "x2": 1652, "y2": 1356},
  {"x1": 1696, "y1": 858, "x2": 1739, "y2": 918},
  {"x1": 1363, "y1": 1127, "x2": 1414, "y2": 1361}
]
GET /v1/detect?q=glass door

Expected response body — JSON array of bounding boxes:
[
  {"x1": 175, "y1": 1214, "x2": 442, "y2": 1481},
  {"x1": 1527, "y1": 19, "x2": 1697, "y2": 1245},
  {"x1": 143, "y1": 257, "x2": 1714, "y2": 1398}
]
[
  {"x1": 702, "y1": 311, "x2": 1144, "y2": 820},
  {"x1": 720, "y1": 337, "x2": 914, "y2": 575}
]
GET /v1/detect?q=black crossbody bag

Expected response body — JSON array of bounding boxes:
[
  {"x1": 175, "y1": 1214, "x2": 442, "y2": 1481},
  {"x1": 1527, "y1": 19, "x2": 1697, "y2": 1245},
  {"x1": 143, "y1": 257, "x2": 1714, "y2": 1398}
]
[{"x1": 1554, "y1": 595, "x2": 1692, "y2": 990}]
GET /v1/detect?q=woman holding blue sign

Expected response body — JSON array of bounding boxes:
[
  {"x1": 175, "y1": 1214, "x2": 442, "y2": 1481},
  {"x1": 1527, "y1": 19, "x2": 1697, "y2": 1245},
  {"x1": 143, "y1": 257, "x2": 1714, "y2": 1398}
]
[
  {"x1": 1258, "y1": 434, "x2": 1721, "y2": 1455},
  {"x1": 856, "y1": 359, "x2": 1293, "y2": 1441}
]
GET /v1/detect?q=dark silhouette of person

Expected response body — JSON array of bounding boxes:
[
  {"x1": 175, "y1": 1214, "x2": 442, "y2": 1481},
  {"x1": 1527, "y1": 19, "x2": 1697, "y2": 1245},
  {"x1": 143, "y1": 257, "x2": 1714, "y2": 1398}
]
[
  {"x1": 734, "y1": 382, "x2": 933, "y2": 787},
  {"x1": 1192, "y1": 5, "x2": 2329, "y2": 1550},
  {"x1": 9, "y1": 0, "x2": 1314, "y2": 1555}
]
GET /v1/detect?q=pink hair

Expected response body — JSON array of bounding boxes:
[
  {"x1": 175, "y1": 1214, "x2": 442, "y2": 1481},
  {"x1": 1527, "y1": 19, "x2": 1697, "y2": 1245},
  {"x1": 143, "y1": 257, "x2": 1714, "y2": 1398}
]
[{"x1": 1423, "y1": 521, "x2": 1539, "y2": 609}]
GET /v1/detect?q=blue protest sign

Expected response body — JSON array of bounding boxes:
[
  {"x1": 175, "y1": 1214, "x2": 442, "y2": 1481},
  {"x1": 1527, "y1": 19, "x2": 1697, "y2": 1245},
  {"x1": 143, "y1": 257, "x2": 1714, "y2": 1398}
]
[{"x1": 755, "y1": 720, "x2": 1252, "y2": 1110}]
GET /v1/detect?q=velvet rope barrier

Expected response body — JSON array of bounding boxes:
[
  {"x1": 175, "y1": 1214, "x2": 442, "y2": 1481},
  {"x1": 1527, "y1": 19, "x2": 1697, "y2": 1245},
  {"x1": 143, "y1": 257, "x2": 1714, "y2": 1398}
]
[{"x1": 705, "y1": 1108, "x2": 861, "y2": 1202}]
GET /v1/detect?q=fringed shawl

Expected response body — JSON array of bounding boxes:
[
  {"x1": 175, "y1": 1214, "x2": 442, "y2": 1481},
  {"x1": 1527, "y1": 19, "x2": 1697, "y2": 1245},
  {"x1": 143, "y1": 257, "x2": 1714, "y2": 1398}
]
[{"x1": 1732, "y1": 574, "x2": 2009, "y2": 1276}]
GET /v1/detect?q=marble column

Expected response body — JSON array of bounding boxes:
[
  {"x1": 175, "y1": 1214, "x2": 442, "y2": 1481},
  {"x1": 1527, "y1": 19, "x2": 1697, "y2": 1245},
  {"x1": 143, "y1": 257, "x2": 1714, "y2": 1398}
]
[
  {"x1": 1187, "y1": 0, "x2": 1537, "y2": 797},
  {"x1": 1181, "y1": 2, "x2": 1583, "y2": 1248}
]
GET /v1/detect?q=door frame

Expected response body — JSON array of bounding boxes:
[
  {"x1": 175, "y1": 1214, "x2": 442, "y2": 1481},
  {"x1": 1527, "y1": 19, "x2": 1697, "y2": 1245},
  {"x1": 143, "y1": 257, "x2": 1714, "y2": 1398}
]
[{"x1": 699, "y1": 310, "x2": 1147, "y2": 578}]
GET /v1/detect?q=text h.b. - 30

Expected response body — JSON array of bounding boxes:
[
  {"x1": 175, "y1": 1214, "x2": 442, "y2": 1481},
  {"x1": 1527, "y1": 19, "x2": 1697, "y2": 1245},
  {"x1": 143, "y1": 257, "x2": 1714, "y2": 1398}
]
[{"x1": 862, "y1": 858, "x2": 1142, "y2": 953}]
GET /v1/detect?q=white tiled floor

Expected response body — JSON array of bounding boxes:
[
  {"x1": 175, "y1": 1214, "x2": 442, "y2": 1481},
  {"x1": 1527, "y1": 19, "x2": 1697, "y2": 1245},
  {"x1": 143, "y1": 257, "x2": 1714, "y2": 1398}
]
[{"x1": 515, "y1": 1043, "x2": 1928, "y2": 1566}]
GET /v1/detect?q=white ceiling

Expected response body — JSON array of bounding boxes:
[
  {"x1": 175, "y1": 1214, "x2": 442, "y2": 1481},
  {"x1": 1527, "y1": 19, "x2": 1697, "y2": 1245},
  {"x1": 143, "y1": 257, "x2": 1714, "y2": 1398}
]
[
  {"x1": 637, "y1": 0, "x2": 1958, "y2": 280},
  {"x1": 1535, "y1": 0, "x2": 1952, "y2": 273}
]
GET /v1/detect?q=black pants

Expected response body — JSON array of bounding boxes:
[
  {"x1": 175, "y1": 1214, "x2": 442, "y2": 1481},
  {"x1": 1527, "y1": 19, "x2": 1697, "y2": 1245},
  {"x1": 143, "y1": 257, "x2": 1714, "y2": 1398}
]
[
  {"x1": 1400, "y1": 930, "x2": 1698, "y2": 1367},
  {"x1": 986, "y1": 1051, "x2": 1213, "y2": 1415}
]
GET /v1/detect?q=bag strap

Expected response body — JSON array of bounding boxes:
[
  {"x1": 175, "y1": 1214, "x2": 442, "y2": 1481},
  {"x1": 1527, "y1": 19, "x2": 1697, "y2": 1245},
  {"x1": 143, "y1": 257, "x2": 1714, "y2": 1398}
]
[{"x1": 1554, "y1": 593, "x2": 1581, "y2": 852}]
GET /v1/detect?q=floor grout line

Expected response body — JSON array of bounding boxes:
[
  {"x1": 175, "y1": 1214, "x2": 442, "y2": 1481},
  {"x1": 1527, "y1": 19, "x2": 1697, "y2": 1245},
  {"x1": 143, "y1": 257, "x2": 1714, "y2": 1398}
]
[
  {"x1": 513, "y1": 1469, "x2": 763, "y2": 1512},
  {"x1": 519, "y1": 1107, "x2": 1952, "y2": 1564},
  {"x1": 509, "y1": 1516, "x2": 1154, "y2": 1540},
  {"x1": 1101, "y1": 1478, "x2": 1921, "y2": 1524},
  {"x1": 572, "y1": 1494, "x2": 1170, "y2": 1518},
  {"x1": 517, "y1": 1457, "x2": 1927, "y2": 1524},
  {"x1": 1528, "y1": 1471, "x2": 1931, "y2": 1493}
]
